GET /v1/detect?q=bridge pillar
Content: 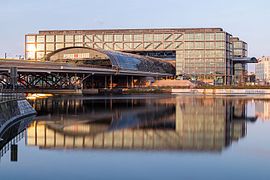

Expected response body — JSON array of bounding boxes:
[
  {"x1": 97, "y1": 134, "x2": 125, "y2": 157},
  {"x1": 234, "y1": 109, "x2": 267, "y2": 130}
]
[
  {"x1": 91, "y1": 75, "x2": 94, "y2": 89},
  {"x1": 10, "y1": 67, "x2": 18, "y2": 90},
  {"x1": 105, "y1": 76, "x2": 107, "y2": 89},
  {"x1": 126, "y1": 76, "x2": 129, "y2": 88},
  {"x1": 131, "y1": 76, "x2": 134, "y2": 88},
  {"x1": 110, "y1": 75, "x2": 113, "y2": 89}
]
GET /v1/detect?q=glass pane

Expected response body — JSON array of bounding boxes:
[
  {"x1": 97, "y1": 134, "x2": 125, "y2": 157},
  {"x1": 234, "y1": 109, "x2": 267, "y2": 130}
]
[
  {"x1": 184, "y1": 33, "x2": 194, "y2": 41},
  {"x1": 26, "y1": 36, "x2": 36, "y2": 43},
  {"x1": 114, "y1": 34, "x2": 123, "y2": 42},
  {"x1": 205, "y1": 42, "x2": 215, "y2": 49},
  {"x1": 37, "y1": 52, "x2": 45, "y2": 59},
  {"x1": 104, "y1": 35, "x2": 113, "y2": 42},
  {"x1": 65, "y1": 35, "x2": 74, "y2": 42},
  {"x1": 84, "y1": 35, "x2": 93, "y2": 42},
  {"x1": 94, "y1": 35, "x2": 103, "y2": 42},
  {"x1": 195, "y1": 42, "x2": 204, "y2": 49},
  {"x1": 65, "y1": 43, "x2": 73, "y2": 48},
  {"x1": 75, "y1": 35, "x2": 83, "y2": 42},
  {"x1": 26, "y1": 44, "x2": 36, "y2": 52},
  {"x1": 26, "y1": 52, "x2": 35, "y2": 59},
  {"x1": 37, "y1": 36, "x2": 45, "y2": 43},
  {"x1": 205, "y1": 33, "x2": 215, "y2": 41},
  {"x1": 194, "y1": 33, "x2": 205, "y2": 41},
  {"x1": 46, "y1": 44, "x2": 55, "y2": 51},
  {"x1": 37, "y1": 44, "x2": 45, "y2": 51},
  {"x1": 144, "y1": 34, "x2": 153, "y2": 41},
  {"x1": 56, "y1": 35, "x2": 64, "y2": 42},
  {"x1": 124, "y1": 34, "x2": 132, "y2": 42},
  {"x1": 134, "y1": 34, "x2": 143, "y2": 42},
  {"x1": 216, "y1": 33, "x2": 225, "y2": 41},
  {"x1": 185, "y1": 42, "x2": 194, "y2": 49},
  {"x1": 56, "y1": 43, "x2": 64, "y2": 50},
  {"x1": 154, "y1": 34, "x2": 163, "y2": 41},
  {"x1": 75, "y1": 43, "x2": 83, "y2": 47},
  {"x1": 46, "y1": 35, "x2": 55, "y2": 43},
  {"x1": 216, "y1": 42, "x2": 225, "y2": 49}
]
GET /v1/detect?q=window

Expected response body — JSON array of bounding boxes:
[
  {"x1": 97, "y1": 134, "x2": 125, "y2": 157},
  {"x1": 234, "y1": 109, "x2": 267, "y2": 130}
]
[
  {"x1": 205, "y1": 42, "x2": 215, "y2": 49},
  {"x1": 174, "y1": 33, "x2": 184, "y2": 41},
  {"x1": 75, "y1": 43, "x2": 83, "y2": 47},
  {"x1": 216, "y1": 50, "x2": 225, "y2": 58},
  {"x1": 65, "y1": 35, "x2": 74, "y2": 42},
  {"x1": 216, "y1": 42, "x2": 225, "y2": 49},
  {"x1": 93, "y1": 34, "x2": 103, "y2": 42},
  {"x1": 216, "y1": 33, "x2": 225, "y2": 41},
  {"x1": 46, "y1": 35, "x2": 55, "y2": 42},
  {"x1": 144, "y1": 34, "x2": 153, "y2": 41},
  {"x1": 205, "y1": 33, "x2": 215, "y2": 41},
  {"x1": 26, "y1": 52, "x2": 35, "y2": 59},
  {"x1": 37, "y1": 36, "x2": 45, "y2": 43},
  {"x1": 65, "y1": 43, "x2": 73, "y2": 48},
  {"x1": 134, "y1": 34, "x2": 143, "y2": 42},
  {"x1": 56, "y1": 35, "x2": 64, "y2": 42},
  {"x1": 194, "y1": 33, "x2": 205, "y2": 41},
  {"x1": 195, "y1": 42, "x2": 204, "y2": 49},
  {"x1": 104, "y1": 34, "x2": 113, "y2": 42},
  {"x1": 123, "y1": 34, "x2": 132, "y2": 42},
  {"x1": 26, "y1": 44, "x2": 36, "y2": 52},
  {"x1": 37, "y1": 52, "x2": 45, "y2": 59},
  {"x1": 26, "y1": 36, "x2": 36, "y2": 43},
  {"x1": 154, "y1": 34, "x2": 163, "y2": 41},
  {"x1": 205, "y1": 50, "x2": 216, "y2": 58},
  {"x1": 185, "y1": 42, "x2": 194, "y2": 49},
  {"x1": 37, "y1": 44, "x2": 45, "y2": 51},
  {"x1": 184, "y1": 33, "x2": 194, "y2": 41},
  {"x1": 56, "y1": 43, "x2": 64, "y2": 50},
  {"x1": 85, "y1": 43, "x2": 93, "y2": 48},
  {"x1": 164, "y1": 33, "x2": 173, "y2": 41},
  {"x1": 84, "y1": 35, "x2": 93, "y2": 42},
  {"x1": 46, "y1": 44, "x2": 54, "y2": 51},
  {"x1": 114, "y1": 34, "x2": 123, "y2": 42},
  {"x1": 75, "y1": 35, "x2": 83, "y2": 42}
]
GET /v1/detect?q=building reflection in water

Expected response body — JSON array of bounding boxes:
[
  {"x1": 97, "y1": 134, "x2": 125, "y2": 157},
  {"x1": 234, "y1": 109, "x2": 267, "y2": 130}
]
[
  {"x1": 25, "y1": 96, "x2": 257, "y2": 152},
  {"x1": 255, "y1": 100, "x2": 270, "y2": 121}
]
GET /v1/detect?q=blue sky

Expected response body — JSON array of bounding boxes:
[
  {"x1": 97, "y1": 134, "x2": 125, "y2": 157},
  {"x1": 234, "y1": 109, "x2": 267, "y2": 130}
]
[{"x1": 0, "y1": 0, "x2": 269, "y2": 61}]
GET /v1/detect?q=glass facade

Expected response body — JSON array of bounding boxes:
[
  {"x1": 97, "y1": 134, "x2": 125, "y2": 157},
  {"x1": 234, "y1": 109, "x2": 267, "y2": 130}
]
[
  {"x1": 45, "y1": 47, "x2": 175, "y2": 74},
  {"x1": 231, "y1": 37, "x2": 248, "y2": 84},
  {"x1": 25, "y1": 28, "x2": 247, "y2": 84}
]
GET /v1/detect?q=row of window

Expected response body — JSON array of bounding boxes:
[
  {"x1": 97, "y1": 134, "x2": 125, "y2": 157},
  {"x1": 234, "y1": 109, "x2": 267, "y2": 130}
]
[
  {"x1": 26, "y1": 42, "x2": 231, "y2": 52},
  {"x1": 180, "y1": 50, "x2": 226, "y2": 58},
  {"x1": 233, "y1": 41, "x2": 247, "y2": 50},
  {"x1": 234, "y1": 49, "x2": 248, "y2": 57},
  {"x1": 185, "y1": 42, "x2": 226, "y2": 49},
  {"x1": 26, "y1": 32, "x2": 227, "y2": 44},
  {"x1": 176, "y1": 68, "x2": 226, "y2": 74}
]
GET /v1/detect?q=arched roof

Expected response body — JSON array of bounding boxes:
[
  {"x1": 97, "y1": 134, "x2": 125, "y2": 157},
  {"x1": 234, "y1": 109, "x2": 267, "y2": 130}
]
[{"x1": 45, "y1": 47, "x2": 175, "y2": 74}]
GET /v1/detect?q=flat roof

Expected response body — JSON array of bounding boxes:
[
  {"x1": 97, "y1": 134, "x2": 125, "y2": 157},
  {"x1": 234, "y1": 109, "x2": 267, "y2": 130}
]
[{"x1": 27, "y1": 28, "x2": 227, "y2": 35}]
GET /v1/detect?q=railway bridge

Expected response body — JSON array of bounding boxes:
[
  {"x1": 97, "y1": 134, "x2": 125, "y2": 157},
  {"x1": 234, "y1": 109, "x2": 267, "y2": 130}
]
[{"x1": 0, "y1": 47, "x2": 175, "y2": 94}]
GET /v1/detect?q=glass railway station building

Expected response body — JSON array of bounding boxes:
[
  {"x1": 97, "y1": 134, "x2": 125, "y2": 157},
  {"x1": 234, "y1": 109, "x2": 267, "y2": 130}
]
[{"x1": 25, "y1": 28, "x2": 255, "y2": 85}]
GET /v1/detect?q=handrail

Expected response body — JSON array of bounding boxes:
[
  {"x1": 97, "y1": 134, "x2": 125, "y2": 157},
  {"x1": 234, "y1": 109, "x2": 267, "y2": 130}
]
[{"x1": 0, "y1": 89, "x2": 25, "y2": 103}]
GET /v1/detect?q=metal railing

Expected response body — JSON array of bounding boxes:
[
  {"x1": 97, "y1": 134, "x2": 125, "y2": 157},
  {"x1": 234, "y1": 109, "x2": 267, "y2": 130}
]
[{"x1": 0, "y1": 88, "x2": 25, "y2": 102}]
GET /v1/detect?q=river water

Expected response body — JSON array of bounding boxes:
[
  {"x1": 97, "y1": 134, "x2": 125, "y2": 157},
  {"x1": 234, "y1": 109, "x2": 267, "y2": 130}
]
[{"x1": 0, "y1": 94, "x2": 270, "y2": 180}]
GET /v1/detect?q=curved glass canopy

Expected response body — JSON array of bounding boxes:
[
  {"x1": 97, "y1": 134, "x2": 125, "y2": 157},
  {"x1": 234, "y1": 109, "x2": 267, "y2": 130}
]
[{"x1": 45, "y1": 47, "x2": 175, "y2": 74}]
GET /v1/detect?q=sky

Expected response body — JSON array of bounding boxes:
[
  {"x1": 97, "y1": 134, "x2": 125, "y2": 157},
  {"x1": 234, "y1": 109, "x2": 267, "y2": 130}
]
[{"x1": 0, "y1": 0, "x2": 269, "y2": 66}]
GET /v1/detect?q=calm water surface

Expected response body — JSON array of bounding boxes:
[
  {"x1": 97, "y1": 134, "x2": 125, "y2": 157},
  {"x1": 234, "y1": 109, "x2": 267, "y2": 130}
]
[{"x1": 0, "y1": 94, "x2": 270, "y2": 180}]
